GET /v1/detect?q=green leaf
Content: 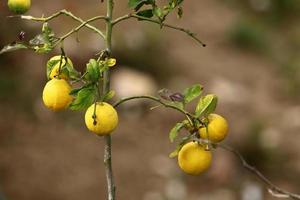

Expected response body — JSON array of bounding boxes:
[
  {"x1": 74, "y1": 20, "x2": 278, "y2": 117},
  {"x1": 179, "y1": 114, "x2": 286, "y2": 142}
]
[
  {"x1": 46, "y1": 59, "x2": 60, "y2": 79},
  {"x1": 136, "y1": 9, "x2": 154, "y2": 18},
  {"x1": 66, "y1": 63, "x2": 80, "y2": 80},
  {"x1": 169, "y1": 122, "x2": 184, "y2": 142},
  {"x1": 183, "y1": 84, "x2": 203, "y2": 104},
  {"x1": 0, "y1": 43, "x2": 28, "y2": 54},
  {"x1": 195, "y1": 94, "x2": 218, "y2": 118},
  {"x1": 107, "y1": 58, "x2": 117, "y2": 67},
  {"x1": 128, "y1": 0, "x2": 144, "y2": 8},
  {"x1": 102, "y1": 90, "x2": 115, "y2": 101},
  {"x1": 169, "y1": 148, "x2": 180, "y2": 158},
  {"x1": 168, "y1": 0, "x2": 184, "y2": 7},
  {"x1": 168, "y1": 101, "x2": 184, "y2": 110},
  {"x1": 128, "y1": 0, "x2": 153, "y2": 10},
  {"x1": 169, "y1": 134, "x2": 193, "y2": 158},
  {"x1": 69, "y1": 87, "x2": 83, "y2": 96},
  {"x1": 30, "y1": 23, "x2": 56, "y2": 54},
  {"x1": 153, "y1": 7, "x2": 163, "y2": 18},
  {"x1": 69, "y1": 86, "x2": 96, "y2": 111},
  {"x1": 85, "y1": 59, "x2": 100, "y2": 82},
  {"x1": 69, "y1": 83, "x2": 93, "y2": 96}
]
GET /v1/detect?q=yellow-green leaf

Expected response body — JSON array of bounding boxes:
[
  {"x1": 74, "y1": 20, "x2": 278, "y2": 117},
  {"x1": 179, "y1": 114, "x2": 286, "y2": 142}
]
[
  {"x1": 169, "y1": 122, "x2": 184, "y2": 142},
  {"x1": 195, "y1": 94, "x2": 218, "y2": 117},
  {"x1": 107, "y1": 58, "x2": 117, "y2": 67}
]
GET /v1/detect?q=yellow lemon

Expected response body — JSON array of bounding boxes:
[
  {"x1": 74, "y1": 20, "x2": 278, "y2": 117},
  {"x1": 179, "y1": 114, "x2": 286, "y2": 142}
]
[
  {"x1": 8, "y1": 0, "x2": 31, "y2": 14},
  {"x1": 48, "y1": 56, "x2": 73, "y2": 80},
  {"x1": 178, "y1": 142, "x2": 212, "y2": 175},
  {"x1": 199, "y1": 113, "x2": 229, "y2": 143},
  {"x1": 42, "y1": 78, "x2": 73, "y2": 111},
  {"x1": 85, "y1": 102, "x2": 118, "y2": 135}
]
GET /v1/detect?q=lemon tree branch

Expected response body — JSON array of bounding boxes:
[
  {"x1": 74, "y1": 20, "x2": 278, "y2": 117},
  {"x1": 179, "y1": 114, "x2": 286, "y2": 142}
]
[
  {"x1": 54, "y1": 15, "x2": 107, "y2": 46},
  {"x1": 112, "y1": 13, "x2": 206, "y2": 47},
  {"x1": 114, "y1": 96, "x2": 300, "y2": 200},
  {"x1": 113, "y1": 95, "x2": 194, "y2": 123},
  {"x1": 214, "y1": 143, "x2": 300, "y2": 200},
  {"x1": 103, "y1": 0, "x2": 115, "y2": 200},
  {"x1": 21, "y1": 9, "x2": 106, "y2": 39}
]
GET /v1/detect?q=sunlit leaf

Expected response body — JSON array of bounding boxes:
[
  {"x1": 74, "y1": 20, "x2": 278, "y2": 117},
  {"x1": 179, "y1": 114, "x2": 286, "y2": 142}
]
[
  {"x1": 85, "y1": 59, "x2": 100, "y2": 82},
  {"x1": 107, "y1": 58, "x2": 117, "y2": 67},
  {"x1": 153, "y1": 7, "x2": 163, "y2": 18},
  {"x1": 169, "y1": 134, "x2": 193, "y2": 158},
  {"x1": 0, "y1": 43, "x2": 28, "y2": 54},
  {"x1": 183, "y1": 84, "x2": 203, "y2": 104},
  {"x1": 30, "y1": 23, "x2": 56, "y2": 54},
  {"x1": 169, "y1": 148, "x2": 180, "y2": 158},
  {"x1": 103, "y1": 90, "x2": 115, "y2": 101},
  {"x1": 46, "y1": 59, "x2": 60, "y2": 79},
  {"x1": 195, "y1": 94, "x2": 218, "y2": 117}
]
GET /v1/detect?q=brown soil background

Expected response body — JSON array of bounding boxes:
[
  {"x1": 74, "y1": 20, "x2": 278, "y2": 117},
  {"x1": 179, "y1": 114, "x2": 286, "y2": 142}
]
[{"x1": 0, "y1": 0, "x2": 300, "y2": 200}]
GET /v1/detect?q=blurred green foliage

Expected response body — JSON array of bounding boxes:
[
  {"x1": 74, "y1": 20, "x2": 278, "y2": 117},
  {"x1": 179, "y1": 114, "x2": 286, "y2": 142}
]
[
  {"x1": 226, "y1": 0, "x2": 300, "y2": 97},
  {"x1": 229, "y1": 19, "x2": 268, "y2": 52}
]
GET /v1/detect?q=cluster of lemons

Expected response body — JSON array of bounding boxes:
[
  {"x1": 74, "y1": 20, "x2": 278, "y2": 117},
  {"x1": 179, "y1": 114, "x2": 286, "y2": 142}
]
[
  {"x1": 42, "y1": 56, "x2": 118, "y2": 136},
  {"x1": 7, "y1": 0, "x2": 230, "y2": 176},
  {"x1": 6, "y1": 1, "x2": 119, "y2": 136},
  {"x1": 177, "y1": 114, "x2": 229, "y2": 175},
  {"x1": 42, "y1": 57, "x2": 228, "y2": 176}
]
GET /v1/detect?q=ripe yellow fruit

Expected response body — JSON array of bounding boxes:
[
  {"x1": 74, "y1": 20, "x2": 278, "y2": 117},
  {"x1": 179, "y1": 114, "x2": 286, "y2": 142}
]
[
  {"x1": 48, "y1": 56, "x2": 73, "y2": 80},
  {"x1": 85, "y1": 102, "x2": 118, "y2": 135},
  {"x1": 42, "y1": 78, "x2": 73, "y2": 111},
  {"x1": 7, "y1": 0, "x2": 31, "y2": 14},
  {"x1": 178, "y1": 142, "x2": 212, "y2": 175},
  {"x1": 199, "y1": 113, "x2": 229, "y2": 143}
]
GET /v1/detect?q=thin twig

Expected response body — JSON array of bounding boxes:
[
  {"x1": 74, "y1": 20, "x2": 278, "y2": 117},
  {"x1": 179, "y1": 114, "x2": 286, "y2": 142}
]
[
  {"x1": 113, "y1": 95, "x2": 194, "y2": 121},
  {"x1": 216, "y1": 143, "x2": 300, "y2": 200},
  {"x1": 112, "y1": 13, "x2": 206, "y2": 47},
  {"x1": 21, "y1": 9, "x2": 106, "y2": 39},
  {"x1": 54, "y1": 15, "x2": 108, "y2": 46}
]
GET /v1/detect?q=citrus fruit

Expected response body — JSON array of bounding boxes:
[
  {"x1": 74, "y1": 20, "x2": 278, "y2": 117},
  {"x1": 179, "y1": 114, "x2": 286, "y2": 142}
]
[
  {"x1": 178, "y1": 142, "x2": 212, "y2": 175},
  {"x1": 85, "y1": 102, "x2": 118, "y2": 135},
  {"x1": 48, "y1": 56, "x2": 73, "y2": 80},
  {"x1": 42, "y1": 78, "x2": 73, "y2": 111},
  {"x1": 7, "y1": 0, "x2": 31, "y2": 14},
  {"x1": 199, "y1": 113, "x2": 229, "y2": 143}
]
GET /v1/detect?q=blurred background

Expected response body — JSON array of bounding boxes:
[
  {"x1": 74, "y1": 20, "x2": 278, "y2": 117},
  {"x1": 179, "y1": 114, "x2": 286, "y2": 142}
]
[{"x1": 1, "y1": 0, "x2": 300, "y2": 199}]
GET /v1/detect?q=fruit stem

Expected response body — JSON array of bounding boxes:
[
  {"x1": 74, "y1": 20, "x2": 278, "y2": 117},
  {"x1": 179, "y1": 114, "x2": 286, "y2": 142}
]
[{"x1": 103, "y1": 0, "x2": 115, "y2": 200}]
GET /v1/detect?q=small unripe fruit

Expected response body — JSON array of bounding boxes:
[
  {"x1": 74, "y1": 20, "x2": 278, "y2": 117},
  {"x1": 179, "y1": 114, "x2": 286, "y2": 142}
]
[{"x1": 8, "y1": 0, "x2": 31, "y2": 14}]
